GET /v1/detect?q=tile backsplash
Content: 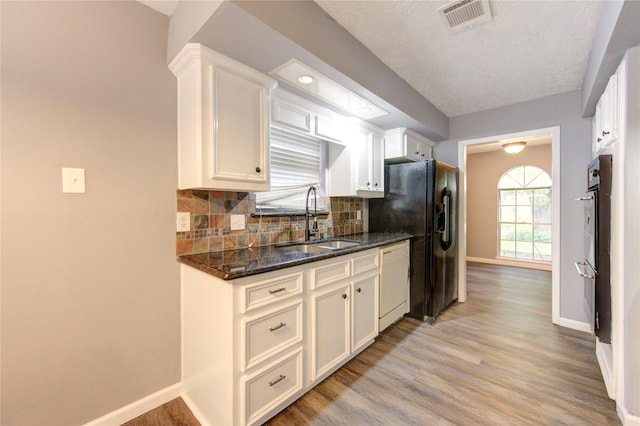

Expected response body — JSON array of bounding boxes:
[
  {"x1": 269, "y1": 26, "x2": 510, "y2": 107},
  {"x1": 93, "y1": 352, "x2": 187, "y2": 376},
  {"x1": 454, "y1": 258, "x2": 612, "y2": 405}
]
[{"x1": 176, "y1": 189, "x2": 364, "y2": 256}]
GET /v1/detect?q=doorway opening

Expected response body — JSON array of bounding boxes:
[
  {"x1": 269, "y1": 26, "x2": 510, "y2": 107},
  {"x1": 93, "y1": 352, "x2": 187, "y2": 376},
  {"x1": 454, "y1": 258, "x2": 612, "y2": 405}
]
[{"x1": 457, "y1": 126, "x2": 560, "y2": 324}]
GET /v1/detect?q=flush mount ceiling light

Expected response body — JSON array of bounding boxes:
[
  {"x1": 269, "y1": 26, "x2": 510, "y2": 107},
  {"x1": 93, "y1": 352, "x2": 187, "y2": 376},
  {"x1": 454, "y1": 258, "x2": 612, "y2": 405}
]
[
  {"x1": 502, "y1": 141, "x2": 527, "y2": 155},
  {"x1": 271, "y1": 59, "x2": 388, "y2": 120}
]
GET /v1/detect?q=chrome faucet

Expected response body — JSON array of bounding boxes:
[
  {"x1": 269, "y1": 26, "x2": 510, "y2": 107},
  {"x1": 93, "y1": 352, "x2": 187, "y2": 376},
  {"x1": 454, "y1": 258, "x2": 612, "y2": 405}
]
[{"x1": 305, "y1": 185, "x2": 318, "y2": 241}]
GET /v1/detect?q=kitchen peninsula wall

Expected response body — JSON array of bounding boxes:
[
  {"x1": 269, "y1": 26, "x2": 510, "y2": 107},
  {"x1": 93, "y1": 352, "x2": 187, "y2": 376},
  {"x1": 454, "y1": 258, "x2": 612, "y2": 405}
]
[{"x1": 176, "y1": 189, "x2": 364, "y2": 255}]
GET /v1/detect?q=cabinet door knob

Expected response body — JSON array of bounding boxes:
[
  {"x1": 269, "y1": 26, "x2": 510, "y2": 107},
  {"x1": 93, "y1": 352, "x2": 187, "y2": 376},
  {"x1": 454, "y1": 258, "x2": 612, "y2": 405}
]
[
  {"x1": 374, "y1": 183, "x2": 379, "y2": 187},
  {"x1": 342, "y1": 293, "x2": 347, "y2": 299},
  {"x1": 597, "y1": 137, "x2": 602, "y2": 143},
  {"x1": 415, "y1": 151, "x2": 419, "y2": 155},
  {"x1": 255, "y1": 166, "x2": 261, "y2": 173},
  {"x1": 356, "y1": 287, "x2": 362, "y2": 293},
  {"x1": 367, "y1": 182, "x2": 370, "y2": 187}
]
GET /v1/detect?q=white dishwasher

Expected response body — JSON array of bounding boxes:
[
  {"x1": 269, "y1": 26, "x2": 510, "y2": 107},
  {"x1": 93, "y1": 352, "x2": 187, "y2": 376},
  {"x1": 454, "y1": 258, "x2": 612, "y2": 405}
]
[{"x1": 379, "y1": 240, "x2": 410, "y2": 331}]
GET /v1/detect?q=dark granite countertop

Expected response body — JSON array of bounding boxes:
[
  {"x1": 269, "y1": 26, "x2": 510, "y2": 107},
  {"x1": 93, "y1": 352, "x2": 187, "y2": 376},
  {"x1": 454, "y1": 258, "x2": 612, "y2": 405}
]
[{"x1": 177, "y1": 232, "x2": 412, "y2": 280}]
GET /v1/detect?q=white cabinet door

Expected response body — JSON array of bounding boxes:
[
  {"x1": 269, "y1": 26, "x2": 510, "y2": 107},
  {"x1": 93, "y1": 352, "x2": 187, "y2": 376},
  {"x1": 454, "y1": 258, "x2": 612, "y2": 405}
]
[
  {"x1": 355, "y1": 130, "x2": 374, "y2": 192},
  {"x1": 593, "y1": 73, "x2": 618, "y2": 157},
  {"x1": 211, "y1": 68, "x2": 270, "y2": 186},
  {"x1": 310, "y1": 283, "x2": 350, "y2": 381},
  {"x1": 353, "y1": 129, "x2": 384, "y2": 197},
  {"x1": 384, "y1": 128, "x2": 434, "y2": 163},
  {"x1": 170, "y1": 43, "x2": 276, "y2": 191},
  {"x1": 371, "y1": 131, "x2": 385, "y2": 192},
  {"x1": 351, "y1": 273, "x2": 378, "y2": 353}
]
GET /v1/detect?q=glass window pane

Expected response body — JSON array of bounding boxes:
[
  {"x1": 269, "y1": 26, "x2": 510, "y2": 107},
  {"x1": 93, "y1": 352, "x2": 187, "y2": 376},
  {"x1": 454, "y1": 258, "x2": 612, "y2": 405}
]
[
  {"x1": 516, "y1": 189, "x2": 533, "y2": 205},
  {"x1": 500, "y1": 190, "x2": 516, "y2": 205},
  {"x1": 516, "y1": 206, "x2": 532, "y2": 223},
  {"x1": 500, "y1": 223, "x2": 516, "y2": 240},
  {"x1": 498, "y1": 174, "x2": 521, "y2": 189},
  {"x1": 516, "y1": 241, "x2": 533, "y2": 259},
  {"x1": 524, "y1": 166, "x2": 543, "y2": 187},
  {"x1": 534, "y1": 224, "x2": 552, "y2": 243},
  {"x1": 529, "y1": 172, "x2": 552, "y2": 188},
  {"x1": 533, "y1": 188, "x2": 551, "y2": 205},
  {"x1": 515, "y1": 224, "x2": 533, "y2": 241},
  {"x1": 500, "y1": 206, "x2": 516, "y2": 222},
  {"x1": 500, "y1": 240, "x2": 516, "y2": 258},
  {"x1": 497, "y1": 165, "x2": 552, "y2": 262},
  {"x1": 534, "y1": 243, "x2": 552, "y2": 261},
  {"x1": 507, "y1": 167, "x2": 525, "y2": 187},
  {"x1": 534, "y1": 205, "x2": 552, "y2": 223}
]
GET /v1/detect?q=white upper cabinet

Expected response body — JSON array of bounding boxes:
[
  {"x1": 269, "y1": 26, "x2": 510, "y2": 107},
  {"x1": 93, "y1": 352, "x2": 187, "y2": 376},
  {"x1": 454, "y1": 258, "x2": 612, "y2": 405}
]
[
  {"x1": 593, "y1": 72, "x2": 618, "y2": 157},
  {"x1": 271, "y1": 90, "x2": 348, "y2": 145},
  {"x1": 384, "y1": 127, "x2": 435, "y2": 163},
  {"x1": 328, "y1": 125, "x2": 385, "y2": 198},
  {"x1": 169, "y1": 43, "x2": 277, "y2": 191}
]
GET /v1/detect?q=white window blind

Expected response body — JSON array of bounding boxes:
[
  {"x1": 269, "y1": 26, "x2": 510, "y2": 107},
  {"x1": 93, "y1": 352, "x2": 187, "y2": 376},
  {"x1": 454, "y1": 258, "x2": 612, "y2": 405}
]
[{"x1": 255, "y1": 128, "x2": 326, "y2": 211}]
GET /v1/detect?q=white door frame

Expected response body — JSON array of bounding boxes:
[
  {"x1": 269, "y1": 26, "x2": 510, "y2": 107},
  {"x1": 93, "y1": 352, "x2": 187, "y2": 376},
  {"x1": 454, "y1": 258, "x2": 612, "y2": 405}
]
[{"x1": 456, "y1": 126, "x2": 561, "y2": 324}]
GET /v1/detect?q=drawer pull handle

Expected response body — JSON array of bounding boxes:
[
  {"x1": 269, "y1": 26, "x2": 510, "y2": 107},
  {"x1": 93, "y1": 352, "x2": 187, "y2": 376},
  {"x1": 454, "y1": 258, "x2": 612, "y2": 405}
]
[
  {"x1": 269, "y1": 322, "x2": 286, "y2": 332},
  {"x1": 269, "y1": 374, "x2": 286, "y2": 387},
  {"x1": 269, "y1": 287, "x2": 286, "y2": 294}
]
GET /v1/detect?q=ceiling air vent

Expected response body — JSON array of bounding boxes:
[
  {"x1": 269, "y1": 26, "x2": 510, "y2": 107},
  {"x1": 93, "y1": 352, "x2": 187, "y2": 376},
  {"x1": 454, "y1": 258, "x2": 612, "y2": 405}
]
[{"x1": 438, "y1": 0, "x2": 492, "y2": 33}]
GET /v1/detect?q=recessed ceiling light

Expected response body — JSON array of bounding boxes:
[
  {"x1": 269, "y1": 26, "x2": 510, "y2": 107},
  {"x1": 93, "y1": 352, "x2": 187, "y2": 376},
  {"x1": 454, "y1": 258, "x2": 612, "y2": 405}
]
[{"x1": 271, "y1": 59, "x2": 388, "y2": 120}]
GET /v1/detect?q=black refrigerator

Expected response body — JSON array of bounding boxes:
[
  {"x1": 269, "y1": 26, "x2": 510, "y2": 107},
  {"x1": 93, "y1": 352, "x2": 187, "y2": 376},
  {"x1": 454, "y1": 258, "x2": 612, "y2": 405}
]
[{"x1": 370, "y1": 160, "x2": 458, "y2": 322}]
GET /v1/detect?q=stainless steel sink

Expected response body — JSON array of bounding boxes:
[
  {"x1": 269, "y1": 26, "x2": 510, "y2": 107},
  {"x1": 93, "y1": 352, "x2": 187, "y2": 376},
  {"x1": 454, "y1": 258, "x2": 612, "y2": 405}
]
[
  {"x1": 314, "y1": 240, "x2": 360, "y2": 249},
  {"x1": 278, "y1": 243, "x2": 333, "y2": 254},
  {"x1": 278, "y1": 239, "x2": 360, "y2": 254}
]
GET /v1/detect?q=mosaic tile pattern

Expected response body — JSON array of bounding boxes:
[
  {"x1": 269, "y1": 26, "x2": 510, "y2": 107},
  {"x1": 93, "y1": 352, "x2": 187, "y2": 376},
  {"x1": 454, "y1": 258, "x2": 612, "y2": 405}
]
[{"x1": 176, "y1": 190, "x2": 364, "y2": 255}]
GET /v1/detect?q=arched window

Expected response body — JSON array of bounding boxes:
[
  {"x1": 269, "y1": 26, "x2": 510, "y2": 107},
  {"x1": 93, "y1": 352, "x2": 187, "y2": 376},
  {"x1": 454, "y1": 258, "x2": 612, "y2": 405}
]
[{"x1": 498, "y1": 165, "x2": 552, "y2": 261}]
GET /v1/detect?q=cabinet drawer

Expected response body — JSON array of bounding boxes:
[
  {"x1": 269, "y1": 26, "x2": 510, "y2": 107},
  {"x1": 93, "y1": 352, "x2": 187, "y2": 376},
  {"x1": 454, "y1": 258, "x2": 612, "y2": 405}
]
[
  {"x1": 352, "y1": 251, "x2": 379, "y2": 276},
  {"x1": 241, "y1": 300, "x2": 303, "y2": 372},
  {"x1": 241, "y1": 271, "x2": 303, "y2": 313},
  {"x1": 241, "y1": 348, "x2": 303, "y2": 426},
  {"x1": 310, "y1": 259, "x2": 350, "y2": 289}
]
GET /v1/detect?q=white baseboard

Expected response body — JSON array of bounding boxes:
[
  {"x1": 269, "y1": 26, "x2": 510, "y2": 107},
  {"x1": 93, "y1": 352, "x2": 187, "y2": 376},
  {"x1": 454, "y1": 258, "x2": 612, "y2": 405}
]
[
  {"x1": 618, "y1": 404, "x2": 640, "y2": 426},
  {"x1": 596, "y1": 340, "x2": 616, "y2": 399},
  {"x1": 555, "y1": 316, "x2": 592, "y2": 333},
  {"x1": 466, "y1": 256, "x2": 552, "y2": 271},
  {"x1": 83, "y1": 382, "x2": 182, "y2": 426},
  {"x1": 181, "y1": 393, "x2": 210, "y2": 426}
]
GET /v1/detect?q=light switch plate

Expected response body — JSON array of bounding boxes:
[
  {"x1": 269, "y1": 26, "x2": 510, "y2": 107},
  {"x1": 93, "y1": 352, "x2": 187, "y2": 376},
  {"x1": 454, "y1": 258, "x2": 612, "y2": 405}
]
[
  {"x1": 177, "y1": 212, "x2": 190, "y2": 232},
  {"x1": 62, "y1": 167, "x2": 86, "y2": 193},
  {"x1": 230, "y1": 214, "x2": 246, "y2": 231}
]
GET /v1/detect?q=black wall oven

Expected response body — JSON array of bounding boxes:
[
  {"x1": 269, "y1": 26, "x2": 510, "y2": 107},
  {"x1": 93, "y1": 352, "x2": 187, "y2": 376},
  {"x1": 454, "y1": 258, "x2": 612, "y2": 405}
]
[{"x1": 575, "y1": 155, "x2": 612, "y2": 343}]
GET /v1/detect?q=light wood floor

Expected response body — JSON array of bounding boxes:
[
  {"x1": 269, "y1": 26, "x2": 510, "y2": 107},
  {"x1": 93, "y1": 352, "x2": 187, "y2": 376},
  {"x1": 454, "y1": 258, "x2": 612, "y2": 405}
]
[{"x1": 126, "y1": 263, "x2": 620, "y2": 425}]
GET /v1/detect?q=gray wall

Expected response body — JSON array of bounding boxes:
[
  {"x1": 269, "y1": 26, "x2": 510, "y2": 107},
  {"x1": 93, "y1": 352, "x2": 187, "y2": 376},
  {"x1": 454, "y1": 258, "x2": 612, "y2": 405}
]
[
  {"x1": 1, "y1": 2, "x2": 180, "y2": 424},
  {"x1": 434, "y1": 90, "x2": 591, "y2": 324},
  {"x1": 622, "y1": 46, "x2": 640, "y2": 417},
  {"x1": 467, "y1": 145, "x2": 552, "y2": 260}
]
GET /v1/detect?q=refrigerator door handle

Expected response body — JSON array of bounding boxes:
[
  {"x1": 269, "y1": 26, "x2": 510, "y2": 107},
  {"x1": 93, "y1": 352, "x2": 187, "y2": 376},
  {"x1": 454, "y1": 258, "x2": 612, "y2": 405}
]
[{"x1": 440, "y1": 187, "x2": 453, "y2": 251}]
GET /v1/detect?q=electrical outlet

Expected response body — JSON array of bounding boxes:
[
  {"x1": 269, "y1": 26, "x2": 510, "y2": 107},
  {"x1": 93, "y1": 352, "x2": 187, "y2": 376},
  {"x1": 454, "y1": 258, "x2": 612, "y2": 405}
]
[
  {"x1": 62, "y1": 167, "x2": 86, "y2": 193},
  {"x1": 356, "y1": 210, "x2": 362, "y2": 220},
  {"x1": 230, "y1": 214, "x2": 246, "y2": 231},
  {"x1": 177, "y1": 212, "x2": 190, "y2": 232}
]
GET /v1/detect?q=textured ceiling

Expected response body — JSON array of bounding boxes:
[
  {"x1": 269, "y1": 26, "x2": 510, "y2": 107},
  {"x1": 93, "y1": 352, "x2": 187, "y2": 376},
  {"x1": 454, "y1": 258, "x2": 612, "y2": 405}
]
[{"x1": 315, "y1": 0, "x2": 603, "y2": 117}]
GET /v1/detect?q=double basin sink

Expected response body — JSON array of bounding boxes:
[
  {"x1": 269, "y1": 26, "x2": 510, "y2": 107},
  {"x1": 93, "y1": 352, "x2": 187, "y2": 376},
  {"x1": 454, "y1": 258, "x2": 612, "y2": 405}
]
[{"x1": 278, "y1": 239, "x2": 361, "y2": 254}]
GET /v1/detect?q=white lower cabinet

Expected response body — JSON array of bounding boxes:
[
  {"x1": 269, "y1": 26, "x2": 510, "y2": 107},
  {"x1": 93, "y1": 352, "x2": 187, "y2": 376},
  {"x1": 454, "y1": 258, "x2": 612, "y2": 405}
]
[
  {"x1": 309, "y1": 250, "x2": 379, "y2": 382},
  {"x1": 310, "y1": 282, "x2": 351, "y2": 380},
  {"x1": 181, "y1": 247, "x2": 379, "y2": 426}
]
